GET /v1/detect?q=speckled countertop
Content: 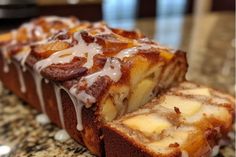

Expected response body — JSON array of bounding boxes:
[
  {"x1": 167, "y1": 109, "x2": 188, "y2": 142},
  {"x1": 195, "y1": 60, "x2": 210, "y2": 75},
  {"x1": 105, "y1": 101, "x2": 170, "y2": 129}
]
[
  {"x1": 0, "y1": 12, "x2": 235, "y2": 157},
  {"x1": 0, "y1": 89, "x2": 94, "y2": 157}
]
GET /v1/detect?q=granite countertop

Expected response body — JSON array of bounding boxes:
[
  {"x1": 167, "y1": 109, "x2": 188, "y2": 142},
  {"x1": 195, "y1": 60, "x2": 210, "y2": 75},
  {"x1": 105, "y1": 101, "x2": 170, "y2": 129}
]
[{"x1": 0, "y1": 12, "x2": 235, "y2": 157}]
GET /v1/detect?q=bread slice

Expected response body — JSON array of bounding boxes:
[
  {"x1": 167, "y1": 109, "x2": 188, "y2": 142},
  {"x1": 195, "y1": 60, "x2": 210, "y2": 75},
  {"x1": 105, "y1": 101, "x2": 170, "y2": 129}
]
[
  {"x1": 0, "y1": 17, "x2": 188, "y2": 156},
  {"x1": 103, "y1": 82, "x2": 234, "y2": 157}
]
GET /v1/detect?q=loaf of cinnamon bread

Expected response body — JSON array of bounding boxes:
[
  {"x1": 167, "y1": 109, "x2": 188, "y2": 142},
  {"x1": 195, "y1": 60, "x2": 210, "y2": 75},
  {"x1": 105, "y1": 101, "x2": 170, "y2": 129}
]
[{"x1": 0, "y1": 16, "x2": 188, "y2": 156}]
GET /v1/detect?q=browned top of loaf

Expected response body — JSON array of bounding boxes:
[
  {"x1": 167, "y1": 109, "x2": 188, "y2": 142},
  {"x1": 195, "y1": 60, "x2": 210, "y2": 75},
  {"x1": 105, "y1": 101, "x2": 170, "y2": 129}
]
[
  {"x1": 33, "y1": 24, "x2": 186, "y2": 84},
  {"x1": 0, "y1": 17, "x2": 188, "y2": 106},
  {"x1": 0, "y1": 16, "x2": 78, "y2": 47}
]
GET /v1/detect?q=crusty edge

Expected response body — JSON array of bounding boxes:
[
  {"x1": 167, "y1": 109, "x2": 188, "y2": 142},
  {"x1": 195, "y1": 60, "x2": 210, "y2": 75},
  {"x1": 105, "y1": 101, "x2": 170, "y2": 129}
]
[{"x1": 103, "y1": 124, "x2": 157, "y2": 157}]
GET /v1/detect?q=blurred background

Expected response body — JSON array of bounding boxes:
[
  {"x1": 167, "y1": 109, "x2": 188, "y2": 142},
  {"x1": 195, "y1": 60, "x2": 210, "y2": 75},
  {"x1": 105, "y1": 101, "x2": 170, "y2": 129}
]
[
  {"x1": 0, "y1": 0, "x2": 234, "y2": 45},
  {"x1": 0, "y1": 0, "x2": 235, "y2": 94}
]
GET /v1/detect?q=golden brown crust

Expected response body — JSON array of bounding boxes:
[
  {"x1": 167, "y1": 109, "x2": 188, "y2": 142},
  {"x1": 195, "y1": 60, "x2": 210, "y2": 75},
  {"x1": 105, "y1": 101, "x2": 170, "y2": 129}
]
[
  {"x1": 103, "y1": 125, "x2": 155, "y2": 157},
  {"x1": 41, "y1": 61, "x2": 88, "y2": 81},
  {"x1": 103, "y1": 124, "x2": 184, "y2": 157}
]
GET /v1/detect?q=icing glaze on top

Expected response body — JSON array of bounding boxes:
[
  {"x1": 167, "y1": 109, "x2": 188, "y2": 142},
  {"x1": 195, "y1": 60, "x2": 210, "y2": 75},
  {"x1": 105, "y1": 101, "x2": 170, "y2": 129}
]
[
  {"x1": 81, "y1": 57, "x2": 121, "y2": 87},
  {"x1": 3, "y1": 16, "x2": 78, "y2": 66},
  {"x1": 115, "y1": 44, "x2": 153, "y2": 60},
  {"x1": 34, "y1": 32, "x2": 102, "y2": 71}
]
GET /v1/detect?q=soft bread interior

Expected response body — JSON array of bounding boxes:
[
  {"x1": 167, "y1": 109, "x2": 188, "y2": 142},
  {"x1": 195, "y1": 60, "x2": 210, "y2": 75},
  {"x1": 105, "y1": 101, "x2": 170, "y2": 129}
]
[
  {"x1": 100, "y1": 54, "x2": 185, "y2": 122},
  {"x1": 101, "y1": 97, "x2": 118, "y2": 122},
  {"x1": 159, "y1": 95, "x2": 202, "y2": 117},
  {"x1": 122, "y1": 114, "x2": 171, "y2": 136},
  {"x1": 127, "y1": 57, "x2": 164, "y2": 113},
  {"x1": 147, "y1": 127, "x2": 195, "y2": 154},
  {"x1": 127, "y1": 78, "x2": 156, "y2": 112}
]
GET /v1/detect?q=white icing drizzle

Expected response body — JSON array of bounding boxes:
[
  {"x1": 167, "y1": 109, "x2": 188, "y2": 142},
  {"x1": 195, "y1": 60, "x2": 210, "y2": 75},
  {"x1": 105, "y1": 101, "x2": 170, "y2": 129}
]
[
  {"x1": 3, "y1": 59, "x2": 10, "y2": 73},
  {"x1": 14, "y1": 46, "x2": 31, "y2": 71},
  {"x1": 77, "y1": 90, "x2": 96, "y2": 104},
  {"x1": 2, "y1": 49, "x2": 10, "y2": 72},
  {"x1": 69, "y1": 85, "x2": 84, "y2": 131},
  {"x1": 36, "y1": 113, "x2": 50, "y2": 125},
  {"x1": 34, "y1": 32, "x2": 102, "y2": 71},
  {"x1": 31, "y1": 71, "x2": 46, "y2": 113},
  {"x1": 53, "y1": 83, "x2": 84, "y2": 131},
  {"x1": 12, "y1": 61, "x2": 26, "y2": 93},
  {"x1": 73, "y1": 100, "x2": 84, "y2": 131},
  {"x1": 80, "y1": 57, "x2": 122, "y2": 87},
  {"x1": 1, "y1": 25, "x2": 33, "y2": 73},
  {"x1": 54, "y1": 85, "x2": 66, "y2": 129},
  {"x1": 54, "y1": 129, "x2": 70, "y2": 142},
  {"x1": 115, "y1": 44, "x2": 153, "y2": 60},
  {"x1": 2, "y1": 30, "x2": 17, "y2": 73},
  {"x1": 34, "y1": 26, "x2": 45, "y2": 38}
]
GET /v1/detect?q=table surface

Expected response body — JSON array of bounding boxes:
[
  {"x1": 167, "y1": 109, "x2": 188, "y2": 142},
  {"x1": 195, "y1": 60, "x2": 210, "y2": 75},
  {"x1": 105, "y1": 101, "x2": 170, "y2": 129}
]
[{"x1": 0, "y1": 12, "x2": 235, "y2": 157}]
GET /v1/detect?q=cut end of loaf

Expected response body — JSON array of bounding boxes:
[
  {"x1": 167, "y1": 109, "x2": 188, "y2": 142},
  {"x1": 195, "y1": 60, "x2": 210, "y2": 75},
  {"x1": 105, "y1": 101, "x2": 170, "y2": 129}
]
[{"x1": 103, "y1": 81, "x2": 234, "y2": 157}]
